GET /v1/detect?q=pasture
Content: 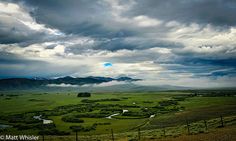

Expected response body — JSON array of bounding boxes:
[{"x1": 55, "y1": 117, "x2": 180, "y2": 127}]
[{"x1": 0, "y1": 90, "x2": 235, "y2": 140}]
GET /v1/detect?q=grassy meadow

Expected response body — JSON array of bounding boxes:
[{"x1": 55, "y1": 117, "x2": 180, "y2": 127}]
[{"x1": 0, "y1": 90, "x2": 235, "y2": 140}]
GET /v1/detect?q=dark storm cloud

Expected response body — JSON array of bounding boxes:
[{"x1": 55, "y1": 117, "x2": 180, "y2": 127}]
[
  {"x1": 69, "y1": 22, "x2": 136, "y2": 38},
  {"x1": 13, "y1": 0, "x2": 111, "y2": 35},
  {"x1": 94, "y1": 38, "x2": 182, "y2": 51},
  {"x1": 6, "y1": 0, "x2": 236, "y2": 37},
  {"x1": 65, "y1": 36, "x2": 182, "y2": 53},
  {"x1": 128, "y1": 0, "x2": 236, "y2": 26},
  {"x1": 0, "y1": 27, "x2": 56, "y2": 45},
  {"x1": 0, "y1": 16, "x2": 46, "y2": 44},
  {"x1": 156, "y1": 55, "x2": 236, "y2": 78},
  {"x1": 20, "y1": 0, "x2": 236, "y2": 29},
  {"x1": 0, "y1": 0, "x2": 63, "y2": 44}
]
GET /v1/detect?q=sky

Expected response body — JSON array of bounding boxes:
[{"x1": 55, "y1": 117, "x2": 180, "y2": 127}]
[{"x1": 0, "y1": 0, "x2": 236, "y2": 88}]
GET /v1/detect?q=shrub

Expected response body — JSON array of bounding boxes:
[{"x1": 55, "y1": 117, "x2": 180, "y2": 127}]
[
  {"x1": 61, "y1": 115, "x2": 84, "y2": 123},
  {"x1": 70, "y1": 124, "x2": 97, "y2": 132},
  {"x1": 159, "y1": 100, "x2": 178, "y2": 106},
  {"x1": 77, "y1": 92, "x2": 91, "y2": 97}
]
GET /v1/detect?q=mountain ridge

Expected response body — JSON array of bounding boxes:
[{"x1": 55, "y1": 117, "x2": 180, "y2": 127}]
[{"x1": 0, "y1": 76, "x2": 140, "y2": 90}]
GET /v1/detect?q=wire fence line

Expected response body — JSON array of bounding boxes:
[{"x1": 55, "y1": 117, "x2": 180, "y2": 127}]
[{"x1": 37, "y1": 115, "x2": 236, "y2": 141}]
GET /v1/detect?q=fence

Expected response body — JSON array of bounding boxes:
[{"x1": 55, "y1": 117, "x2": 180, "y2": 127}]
[{"x1": 36, "y1": 115, "x2": 236, "y2": 141}]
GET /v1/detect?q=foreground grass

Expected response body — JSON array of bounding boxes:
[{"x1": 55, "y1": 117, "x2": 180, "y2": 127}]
[{"x1": 40, "y1": 116, "x2": 236, "y2": 141}]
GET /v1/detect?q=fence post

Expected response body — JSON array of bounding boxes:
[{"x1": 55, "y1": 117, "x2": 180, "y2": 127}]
[
  {"x1": 42, "y1": 124, "x2": 44, "y2": 141},
  {"x1": 186, "y1": 120, "x2": 190, "y2": 134},
  {"x1": 163, "y1": 128, "x2": 166, "y2": 137},
  {"x1": 138, "y1": 128, "x2": 141, "y2": 141},
  {"x1": 220, "y1": 115, "x2": 224, "y2": 127},
  {"x1": 75, "y1": 130, "x2": 78, "y2": 141},
  {"x1": 111, "y1": 129, "x2": 114, "y2": 141},
  {"x1": 204, "y1": 120, "x2": 208, "y2": 131}
]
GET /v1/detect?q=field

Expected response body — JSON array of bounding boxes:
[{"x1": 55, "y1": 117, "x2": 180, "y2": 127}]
[{"x1": 0, "y1": 90, "x2": 236, "y2": 141}]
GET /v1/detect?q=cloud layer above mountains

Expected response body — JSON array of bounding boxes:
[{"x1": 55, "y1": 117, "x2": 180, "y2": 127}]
[{"x1": 0, "y1": 0, "x2": 236, "y2": 87}]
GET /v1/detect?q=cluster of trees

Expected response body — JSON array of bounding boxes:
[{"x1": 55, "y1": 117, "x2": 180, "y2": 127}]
[
  {"x1": 100, "y1": 107, "x2": 123, "y2": 113},
  {"x1": 159, "y1": 100, "x2": 178, "y2": 106},
  {"x1": 3, "y1": 113, "x2": 41, "y2": 124},
  {"x1": 74, "y1": 113, "x2": 107, "y2": 118},
  {"x1": 122, "y1": 111, "x2": 149, "y2": 118},
  {"x1": 77, "y1": 92, "x2": 91, "y2": 97},
  {"x1": 61, "y1": 115, "x2": 84, "y2": 123},
  {"x1": 45, "y1": 103, "x2": 94, "y2": 116},
  {"x1": 186, "y1": 90, "x2": 236, "y2": 97},
  {"x1": 200, "y1": 91, "x2": 236, "y2": 97},
  {"x1": 70, "y1": 124, "x2": 96, "y2": 132},
  {"x1": 1, "y1": 111, "x2": 73, "y2": 136}
]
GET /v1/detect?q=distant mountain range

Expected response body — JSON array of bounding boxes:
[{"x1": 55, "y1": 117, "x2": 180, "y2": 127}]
[{"x1": 0, "y1": 76, "x2": 141, "y2": 90}]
